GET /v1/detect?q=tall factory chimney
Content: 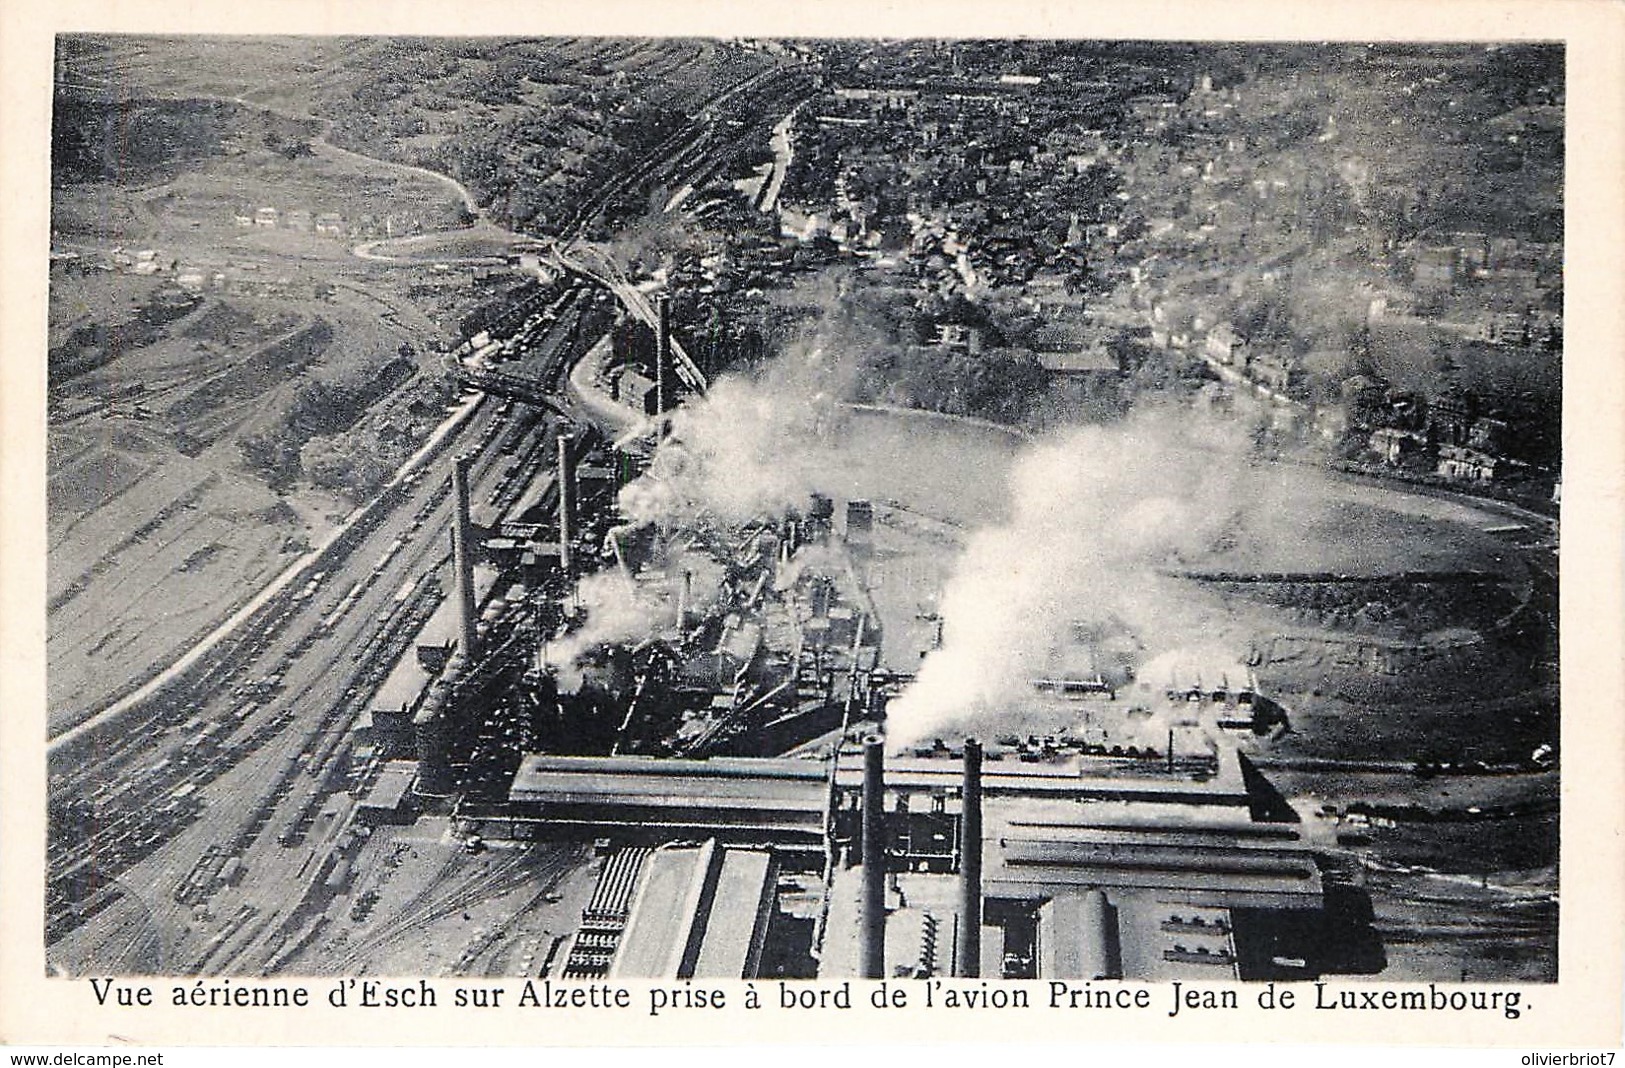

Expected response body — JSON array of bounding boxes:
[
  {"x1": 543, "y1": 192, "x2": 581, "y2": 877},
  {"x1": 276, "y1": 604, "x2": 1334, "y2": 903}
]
[
  {"x1": 654, "y1": 293, "x2": 672, "y2": 417},
  {"x1": 451, "y1": 454, "x2": 478, "y2": 660},
  {"x1": 957, "y1": 737, "x2": 983, "y2": 978},
  {"x1": 860, "y1": 736, "x2": 887, "y2": 979},
  {"x1": 557, "y1": 431, "x2": 576, "y2": 578}
]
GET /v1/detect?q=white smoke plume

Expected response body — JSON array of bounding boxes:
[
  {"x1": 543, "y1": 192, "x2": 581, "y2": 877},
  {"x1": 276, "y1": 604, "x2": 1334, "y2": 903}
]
[
  {"x1": 617, "y1": 331, "x2": 863, "y2": 529},
  {"x1": 885, "y1": 407, "x2": 1255, "y2": 746}
]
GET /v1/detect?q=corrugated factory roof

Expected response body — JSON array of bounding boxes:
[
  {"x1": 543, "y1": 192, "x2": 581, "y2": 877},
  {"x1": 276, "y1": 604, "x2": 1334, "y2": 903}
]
[
  {"x1": 691, "y1": 849, "x2": 775, "y2": 979},
  {"x1": 509, "y1": 754, "x2": 828, "y2": 812}
]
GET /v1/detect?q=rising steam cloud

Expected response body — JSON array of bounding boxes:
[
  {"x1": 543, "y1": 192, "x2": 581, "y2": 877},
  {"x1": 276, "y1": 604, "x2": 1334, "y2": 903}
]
[
  {"x1": 617, "y1": 339, "x2": 858, "y2": 528},
  {"x1": 885, "y1": 408, "x2": 1254, "y2": 746}
]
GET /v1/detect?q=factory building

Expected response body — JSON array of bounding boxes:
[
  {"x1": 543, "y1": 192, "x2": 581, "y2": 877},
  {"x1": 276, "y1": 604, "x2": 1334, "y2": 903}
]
[
  {"x1": 354, "y1": 565, "x2": 501, "y2": 767},
  {"x1": 1037, "y1": 890, "x2": 1121, "y2": 979},
  {"x1": 363, "y1": 655, "x2": 431, "y2": 755},
  {"x1": 1132, "y1": 654, "x2": 1262, "y2": 732},
  {"x1": 843, "y1": 499, "x2": 874, "y2": 555},
  {"x1": 506, "y1": 754, "x2": 829, "y2": 849},
  {"x1": 395, "y1": 287, "x2": 1364, "y2": 981}
]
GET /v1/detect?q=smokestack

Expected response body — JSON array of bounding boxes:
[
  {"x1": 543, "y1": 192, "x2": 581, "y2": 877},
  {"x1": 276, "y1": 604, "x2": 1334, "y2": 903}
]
[
  {"x1": 677, "y1": 569, "x2": 692, "y2": 630},
  {"x1": 860, "y1": 735, "x2": 886, "y2": 979},
  {"x1": 957, "y1": 737, "x2": 983, "y2": 978},
  {"x1": 451, "y1": 454, "x2": 478, "y2": 660},
  {"x1": 557, "y1": 431, "x2": 576, "y2": 578},
  {"x1": 655, "y1": 293, "x2": 671, "y2": 416}
]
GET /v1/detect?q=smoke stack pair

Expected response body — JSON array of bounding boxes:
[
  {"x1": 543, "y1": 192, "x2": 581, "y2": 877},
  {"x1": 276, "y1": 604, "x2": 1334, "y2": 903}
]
[
  {"x1": 858, "y1": 737, "x2": 982, "y2": 978},
  {"x1": 557, "y1": 431, "x2": 576, "y2": 578},
  {"x1": 958, "y1": 737, "x2": 983, "y2": 978},
  {"x1": 452, "y1": 454, "x2": 478, "y2": 660}
]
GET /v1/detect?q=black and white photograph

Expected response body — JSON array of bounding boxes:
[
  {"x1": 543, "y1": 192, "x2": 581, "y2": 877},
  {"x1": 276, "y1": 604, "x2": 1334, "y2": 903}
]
[
  {"x1": 38, "y1": 33, "x2": 1566, "y2": 988},
  {"x1": 8, "y1": 7, "x2": 1617, "y2": 1047}
]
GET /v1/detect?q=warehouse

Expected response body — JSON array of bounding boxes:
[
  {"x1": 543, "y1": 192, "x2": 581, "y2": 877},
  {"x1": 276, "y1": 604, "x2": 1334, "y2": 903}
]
[{"x1": 507, "y1": 754, "x2": 830, "y2": 847}]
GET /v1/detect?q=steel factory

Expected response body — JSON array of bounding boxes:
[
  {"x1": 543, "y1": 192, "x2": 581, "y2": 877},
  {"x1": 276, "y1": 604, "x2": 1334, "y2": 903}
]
[{"x1": 313, "y1": 275, "x2": 1374, "y2": 985}]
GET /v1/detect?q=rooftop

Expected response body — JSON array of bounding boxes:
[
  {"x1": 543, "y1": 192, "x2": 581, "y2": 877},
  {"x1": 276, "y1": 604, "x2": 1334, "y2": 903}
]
[
  {"x1": 690, "y1": 849, "x2": 777, "y2": 979},
  {"x1": 612, "y1": 841, "x2": 714, "y2": 978},
  {"x1": 610, "y1": 841, "x2": 777, "y2": 979},
  {"x1": 509, "y1": 754, "x2": 829, "y2": 814},
  {"x1": 830, "y1": 747, "x2": 1249, "y2": 805},
  {"x1": 358, "y1": 760, "x2": 419, "y2": 812}
]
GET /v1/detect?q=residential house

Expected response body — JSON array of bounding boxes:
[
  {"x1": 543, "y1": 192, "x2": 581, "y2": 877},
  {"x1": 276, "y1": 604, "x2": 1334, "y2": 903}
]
[{"x1": 1437, "y1": 444, "x2": 1498, "y2": 481}]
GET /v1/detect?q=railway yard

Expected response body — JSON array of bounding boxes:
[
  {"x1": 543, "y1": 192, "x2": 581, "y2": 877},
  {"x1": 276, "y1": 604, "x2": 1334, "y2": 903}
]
[{"x1": 49, "y1": 293, "x2": 587, "y2": 973}]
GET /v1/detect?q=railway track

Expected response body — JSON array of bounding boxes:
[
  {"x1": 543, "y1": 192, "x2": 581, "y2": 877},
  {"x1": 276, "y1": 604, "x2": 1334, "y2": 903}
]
[{"x1": 316, "y1": 846, "x2": 579, "y2": 975}]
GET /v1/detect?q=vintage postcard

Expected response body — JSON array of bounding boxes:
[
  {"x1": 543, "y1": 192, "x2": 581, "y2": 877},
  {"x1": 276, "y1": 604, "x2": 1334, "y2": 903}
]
[{"x1": 2, "y1": 0, "x2": 1620, "y2": 1052}]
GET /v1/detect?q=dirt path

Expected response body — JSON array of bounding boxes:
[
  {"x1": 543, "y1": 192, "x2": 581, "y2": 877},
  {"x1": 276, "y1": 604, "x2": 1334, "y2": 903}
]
[{"x1": 207, "y1": 92, "x2": 483, "y2": 219}]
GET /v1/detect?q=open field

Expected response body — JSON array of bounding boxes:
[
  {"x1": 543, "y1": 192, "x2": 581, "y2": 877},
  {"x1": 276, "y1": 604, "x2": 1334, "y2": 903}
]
[{"x1": 57, "y1": 36, "x2": 341, "y2": 118}]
